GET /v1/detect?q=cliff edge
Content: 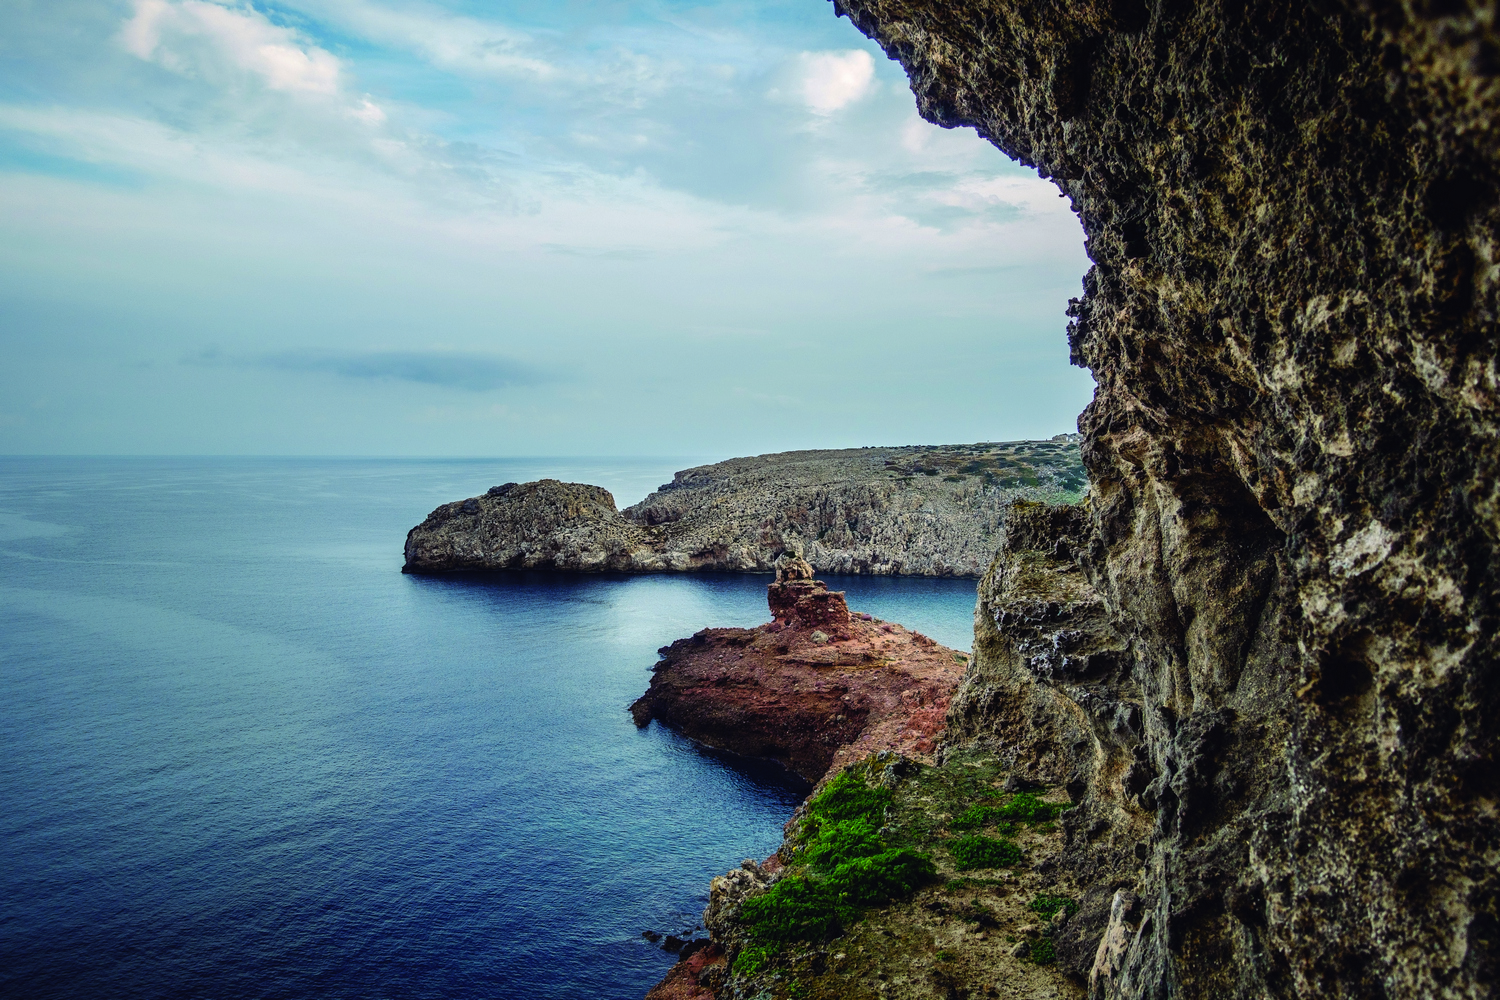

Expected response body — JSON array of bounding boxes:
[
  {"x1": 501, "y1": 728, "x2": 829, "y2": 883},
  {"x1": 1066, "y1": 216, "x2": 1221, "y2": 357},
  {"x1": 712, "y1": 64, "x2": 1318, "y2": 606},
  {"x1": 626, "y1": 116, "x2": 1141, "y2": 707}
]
[{"x1": 638, "y1": 559, "x2": 1088, "y2": 1000}]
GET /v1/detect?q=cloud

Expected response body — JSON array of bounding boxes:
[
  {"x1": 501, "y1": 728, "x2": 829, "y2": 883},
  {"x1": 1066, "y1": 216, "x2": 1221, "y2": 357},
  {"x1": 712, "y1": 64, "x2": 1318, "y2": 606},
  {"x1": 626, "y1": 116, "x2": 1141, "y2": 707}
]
[
  {"x1": 298, "y1": 0, "x2": 555, "y2": 80},
  {"x1": 796, "y1": 50, "x2": 874, "y2": 114},
  {"x1": 541, "y1": 243, "x2": 654, "y2": 260},
  {"x1": 350, "y1": 98, "x2": 386, "y2": 125},
  {"x1": 121, "y1": 0, "x2": 341, "y2": 95},
  {"x1": 0, "y1": 1, "x2": 1096, "y2": 456},
  {"x1": 186, "y1": 348, "x2": 546, "y2": 391}
]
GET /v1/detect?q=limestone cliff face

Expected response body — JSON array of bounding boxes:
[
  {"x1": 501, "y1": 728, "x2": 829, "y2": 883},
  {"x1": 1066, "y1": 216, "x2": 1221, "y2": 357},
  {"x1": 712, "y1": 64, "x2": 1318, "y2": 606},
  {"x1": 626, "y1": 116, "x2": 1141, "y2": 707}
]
[
  {"x1": 833, "y1": 1, "x2": 1500, "y2": 996},
  {"x1": 403, "y1": 441, "x2": 1085, "y2": 577}
]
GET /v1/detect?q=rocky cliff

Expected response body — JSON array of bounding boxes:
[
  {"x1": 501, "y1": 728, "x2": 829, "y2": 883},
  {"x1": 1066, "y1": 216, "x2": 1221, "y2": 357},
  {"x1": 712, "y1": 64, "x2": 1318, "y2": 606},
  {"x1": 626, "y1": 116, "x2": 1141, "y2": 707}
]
[
  {"x1": 810, "y1": 0, "x2": 1500, "y2": 998},
  {"x1": 403, "y1": 441, "x2": 1084, "y2": 577},
  {"x1": 629, "y1": 555, "x2": 968, "y2": 784}
]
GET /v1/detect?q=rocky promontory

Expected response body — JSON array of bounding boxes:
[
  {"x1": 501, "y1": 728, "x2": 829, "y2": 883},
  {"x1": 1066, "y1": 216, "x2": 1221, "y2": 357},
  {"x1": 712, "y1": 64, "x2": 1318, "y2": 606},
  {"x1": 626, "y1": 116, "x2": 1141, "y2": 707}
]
[
  {"x1": 402, "y1": 440, "x2": 1084, "y2": 578},
  {"x1": 629, "y1": 554, "x2": 968, "y2": 783}
]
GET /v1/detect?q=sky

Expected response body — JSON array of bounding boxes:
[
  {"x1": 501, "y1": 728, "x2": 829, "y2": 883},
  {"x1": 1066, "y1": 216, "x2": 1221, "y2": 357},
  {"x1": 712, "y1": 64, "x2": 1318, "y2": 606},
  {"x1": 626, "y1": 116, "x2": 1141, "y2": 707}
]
[{"x1": 0, "y1": 0, "x2": 1093, "y2": 457}]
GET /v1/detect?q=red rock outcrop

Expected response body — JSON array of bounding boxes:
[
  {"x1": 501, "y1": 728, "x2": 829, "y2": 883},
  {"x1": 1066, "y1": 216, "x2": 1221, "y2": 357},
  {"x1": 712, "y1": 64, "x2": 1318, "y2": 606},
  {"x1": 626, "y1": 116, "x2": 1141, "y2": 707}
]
[
  {"x1": 634, "y1": 554, "x2": 971, "y2": 998},
  {"x1": 642, "y1": 943, "x2": 724, "y2": 1000},
  {"x1": 628, "y1": 555, "x2": 967, "y2": 784}
]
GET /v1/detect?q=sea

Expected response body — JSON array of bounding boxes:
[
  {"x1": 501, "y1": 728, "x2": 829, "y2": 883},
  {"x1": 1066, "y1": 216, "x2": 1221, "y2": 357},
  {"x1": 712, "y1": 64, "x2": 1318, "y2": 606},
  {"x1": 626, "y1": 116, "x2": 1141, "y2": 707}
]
[{"x1": 0, "y1": 457, "x2": 980, "y2": 1000}]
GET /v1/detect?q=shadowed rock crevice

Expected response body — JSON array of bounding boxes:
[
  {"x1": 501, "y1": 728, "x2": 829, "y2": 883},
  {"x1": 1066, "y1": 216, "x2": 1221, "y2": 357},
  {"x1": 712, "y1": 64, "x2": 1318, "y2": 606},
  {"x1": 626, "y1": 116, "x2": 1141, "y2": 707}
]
[{"x1": 827, "y1": 1, "x2": 1500, "y2": 997}]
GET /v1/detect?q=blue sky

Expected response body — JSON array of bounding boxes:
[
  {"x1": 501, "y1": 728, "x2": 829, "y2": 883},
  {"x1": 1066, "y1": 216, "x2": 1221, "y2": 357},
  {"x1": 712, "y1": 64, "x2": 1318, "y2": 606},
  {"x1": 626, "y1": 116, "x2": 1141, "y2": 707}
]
[{"x1": 0, "y1": 0, "x2": 1092, "y2": 456}]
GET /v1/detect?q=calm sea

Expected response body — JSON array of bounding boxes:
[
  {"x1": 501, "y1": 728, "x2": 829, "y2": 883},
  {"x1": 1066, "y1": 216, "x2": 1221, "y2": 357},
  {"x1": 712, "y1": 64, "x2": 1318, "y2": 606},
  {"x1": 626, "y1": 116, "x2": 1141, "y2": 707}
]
[{"x1": 0, "y1": 458, "x2": 978, "y2": 1000}]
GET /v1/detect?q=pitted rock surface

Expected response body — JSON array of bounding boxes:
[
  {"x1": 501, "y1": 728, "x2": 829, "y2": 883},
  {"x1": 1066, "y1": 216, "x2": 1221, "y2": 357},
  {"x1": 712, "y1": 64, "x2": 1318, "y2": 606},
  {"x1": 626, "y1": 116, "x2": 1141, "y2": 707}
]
[{"x1": 827, "y1": 1, "x2": 1500, "y2": 997}]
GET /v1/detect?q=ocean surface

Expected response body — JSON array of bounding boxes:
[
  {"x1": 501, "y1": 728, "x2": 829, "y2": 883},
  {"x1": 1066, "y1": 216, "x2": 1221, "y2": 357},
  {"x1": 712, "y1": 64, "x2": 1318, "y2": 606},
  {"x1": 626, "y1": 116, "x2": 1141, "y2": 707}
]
[{"x1": 0, "y1": 458, "x2": 980, "y2": 1000}]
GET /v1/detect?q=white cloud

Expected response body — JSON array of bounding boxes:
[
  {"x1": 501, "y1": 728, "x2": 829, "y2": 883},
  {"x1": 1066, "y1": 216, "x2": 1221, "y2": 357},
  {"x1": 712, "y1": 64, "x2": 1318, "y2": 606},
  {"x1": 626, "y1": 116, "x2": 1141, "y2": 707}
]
[
  {"x1": 121, "y1": 0, "x2": 340, "y2": 95},
  {"x1": 1, "y1": 0, "x2": 1095, "y2": 456},
  {"x1": 350, "y1": 98, "x2": 386, "y2": 124},
  {"x1": 933, "y1": 174, "x2": 1071, "y2": 218},
  {"x1": 900, "y1": 116, "x2": 933, "y2": 153},
  {"x1": 0, "y1": 102, "x2": 736, "y2": 256},
  {"x1": 295, "y1": 0, "x2": 555, "y2": 79},
  {"x1": 797, "y1": 50, "x2": 874, "y2": 114}
]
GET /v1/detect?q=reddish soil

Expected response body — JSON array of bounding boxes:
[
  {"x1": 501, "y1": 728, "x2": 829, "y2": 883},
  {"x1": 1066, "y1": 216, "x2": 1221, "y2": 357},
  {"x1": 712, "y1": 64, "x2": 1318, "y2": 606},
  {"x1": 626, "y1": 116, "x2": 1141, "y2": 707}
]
[{"x1": 642, "y1": 944, "x2": 724, "y2": 1000}]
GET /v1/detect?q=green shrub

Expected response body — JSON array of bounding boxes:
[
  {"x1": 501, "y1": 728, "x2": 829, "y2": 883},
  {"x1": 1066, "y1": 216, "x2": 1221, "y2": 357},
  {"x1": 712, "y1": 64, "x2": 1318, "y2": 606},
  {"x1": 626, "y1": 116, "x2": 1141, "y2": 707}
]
[
  {"x1": 993, "y1": 792, "x2": 1063, "y2": 824},
  {"x1": 951, "y1": 790, "x2": 1062, "y2": 831},
  {"x1": 825, "y1": 849, "x2": 937, "y2": 908},
  {"x1": 807, "y1": 770, "x2": 892, "y2": 825},
  {"x1": 1029, "y1": 938, "x2": 1057, "y2": 964},
  {"x1": 1028, "y1": 895, "x2": 1078, "y2": 920},
  {"x1": 737, "y1": 773, "x2": 938, "y2": 975},
  {"x1": 803, "y1": 817, "x2": 885, "y2": 872},
  {"x1": 733, "y1": 943, "x2": 776, "y2": 975},
  {"x1": 737, "y1": 851, "x2": 939, "y2": 972},
  {"x1": 739, "y1": 875, "x2": 840, "y2": 944},
  {"x1": 949, "y1": 834, "x2": 1024, "y2": 870},
  {"x1": 950, "y1": 804, "x2": 987, "y2": 830}
]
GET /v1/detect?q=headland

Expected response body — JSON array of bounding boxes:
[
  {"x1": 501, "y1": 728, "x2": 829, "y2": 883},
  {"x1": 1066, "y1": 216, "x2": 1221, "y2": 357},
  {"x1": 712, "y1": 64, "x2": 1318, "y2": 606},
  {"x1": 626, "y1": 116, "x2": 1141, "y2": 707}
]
[{"x1": 402, "y1": 440, "x2": 1084, "y2": 578}]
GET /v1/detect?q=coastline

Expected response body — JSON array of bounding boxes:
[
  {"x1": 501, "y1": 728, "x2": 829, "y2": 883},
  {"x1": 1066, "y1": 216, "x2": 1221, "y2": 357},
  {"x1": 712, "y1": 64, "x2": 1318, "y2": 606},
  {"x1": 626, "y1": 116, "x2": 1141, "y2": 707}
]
[{"x1": 402, "y1": 441, "x2": 1085, "y2": 579}]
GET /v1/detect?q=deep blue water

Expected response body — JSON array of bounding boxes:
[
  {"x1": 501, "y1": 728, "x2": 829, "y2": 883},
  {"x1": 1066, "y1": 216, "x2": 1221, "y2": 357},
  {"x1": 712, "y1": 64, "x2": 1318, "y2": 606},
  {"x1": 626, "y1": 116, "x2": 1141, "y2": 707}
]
[{"x1": 0, "y1": 458, "x2": 978, "y2": 1000}]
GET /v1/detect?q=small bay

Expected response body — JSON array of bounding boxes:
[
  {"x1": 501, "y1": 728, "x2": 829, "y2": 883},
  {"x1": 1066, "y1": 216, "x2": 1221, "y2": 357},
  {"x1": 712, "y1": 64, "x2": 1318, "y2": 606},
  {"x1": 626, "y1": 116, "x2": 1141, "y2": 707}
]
[{"x1": 0, "y1": 457, "x2": 978, "y2": 1000}]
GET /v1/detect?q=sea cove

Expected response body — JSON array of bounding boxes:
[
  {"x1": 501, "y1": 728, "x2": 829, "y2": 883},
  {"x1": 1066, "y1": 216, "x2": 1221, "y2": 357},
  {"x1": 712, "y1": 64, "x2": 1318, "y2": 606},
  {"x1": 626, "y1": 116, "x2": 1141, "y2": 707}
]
[{"x1": 0, "y1": 457, "x2": 977, "y2": 1000}]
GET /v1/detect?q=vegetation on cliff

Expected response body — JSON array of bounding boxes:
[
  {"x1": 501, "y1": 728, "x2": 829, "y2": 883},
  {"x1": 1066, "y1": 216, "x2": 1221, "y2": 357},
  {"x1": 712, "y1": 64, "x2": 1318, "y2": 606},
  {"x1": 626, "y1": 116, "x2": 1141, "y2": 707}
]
[
  {"x1": 705, "y1": 751, "x2": 1081, "y2": 1000},
  {"x1": 734, "y1": 771, "x2": 938, "y2": 975}
]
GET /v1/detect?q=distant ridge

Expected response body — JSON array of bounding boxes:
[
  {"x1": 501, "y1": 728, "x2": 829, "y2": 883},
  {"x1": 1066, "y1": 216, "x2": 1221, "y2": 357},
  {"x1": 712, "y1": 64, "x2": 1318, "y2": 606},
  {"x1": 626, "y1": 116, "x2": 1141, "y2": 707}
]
[{"x1": 402, "y1": 438, "x2": 1085, "y2": 578}]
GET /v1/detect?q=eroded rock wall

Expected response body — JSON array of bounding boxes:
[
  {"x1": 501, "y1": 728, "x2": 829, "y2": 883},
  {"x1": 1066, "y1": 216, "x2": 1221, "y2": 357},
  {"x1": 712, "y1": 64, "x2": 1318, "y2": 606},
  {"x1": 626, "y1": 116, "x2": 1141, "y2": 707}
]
[{"x1": 833, "y1": 1, "x2": 1500, "y2": 996}]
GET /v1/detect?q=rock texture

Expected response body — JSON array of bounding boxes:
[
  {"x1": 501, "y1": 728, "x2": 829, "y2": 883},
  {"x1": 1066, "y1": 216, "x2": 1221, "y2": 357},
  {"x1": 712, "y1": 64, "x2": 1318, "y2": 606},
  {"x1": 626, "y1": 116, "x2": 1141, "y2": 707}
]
[
  {"x1": 629, "y1": 555, "x2": 967, "y2": 783},
  {"x1": 402, "y1": 480, "x2": 649, "y2": 573},
  {"x1": 827, "y1": 1, "x2": 1500, "y2": 998},
  {"x1": 644, "y1": 941, "x2": 725, "y2": 1000},
  {"x1": 402, "y1": 440, "x2": 1084, "y2": 577},
  {"x1": 951, "y1": 503, "x2": 1152, "y2": 990}
]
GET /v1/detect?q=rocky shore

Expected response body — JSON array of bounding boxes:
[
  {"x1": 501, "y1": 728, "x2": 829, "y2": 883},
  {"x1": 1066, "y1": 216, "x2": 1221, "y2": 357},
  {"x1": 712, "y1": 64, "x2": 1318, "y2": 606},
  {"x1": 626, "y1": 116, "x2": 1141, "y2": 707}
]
[
  {"x1": 402, "y1": 440, "x2": 1084, "y2": 578},
  {"x1": 629, "y1": 554, "x2": 968, "y2": 784}
]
